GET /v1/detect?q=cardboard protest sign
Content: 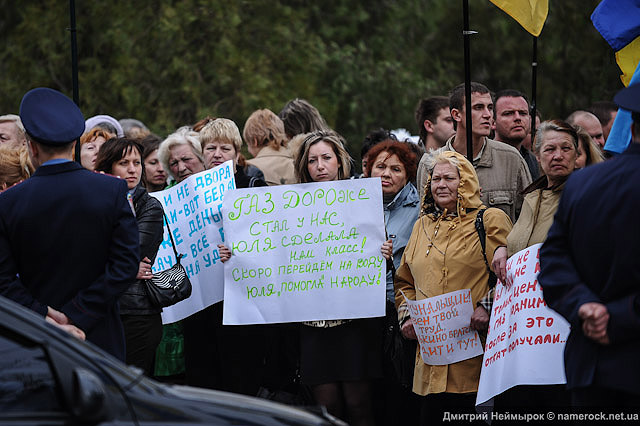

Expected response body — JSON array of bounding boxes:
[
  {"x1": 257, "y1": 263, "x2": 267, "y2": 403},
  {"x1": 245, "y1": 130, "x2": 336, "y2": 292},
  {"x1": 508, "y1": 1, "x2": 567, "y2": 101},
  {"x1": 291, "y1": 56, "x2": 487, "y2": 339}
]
[
  {"x1": 150, "y1": 161, "x2": 235, "y2": 324},
  {"x1": 221, "y1": 178, "x2": 386, "y2": 324},
  {"x1": 405, "y1": 289, "x2": 483, "y2": 365},
  {"x1": 476, "y1": 243, "x2": 570, "y2": 406}
]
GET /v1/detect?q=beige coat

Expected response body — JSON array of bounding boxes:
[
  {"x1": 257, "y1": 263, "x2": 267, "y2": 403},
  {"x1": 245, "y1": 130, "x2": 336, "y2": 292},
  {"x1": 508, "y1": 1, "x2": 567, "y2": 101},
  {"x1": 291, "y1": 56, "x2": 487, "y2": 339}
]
[
  {"x1": 395, "y1": 151, "x2": 512, "y2": 396},
  {"x1": 416, "y1": 137, "x2": 532, "y2": 223},
  {"x1": 246, "y1": 145, "x2": 296, "y2": 185},
  {"x1": 506, "y1": 179, "x2": 564, "y2": 257}
]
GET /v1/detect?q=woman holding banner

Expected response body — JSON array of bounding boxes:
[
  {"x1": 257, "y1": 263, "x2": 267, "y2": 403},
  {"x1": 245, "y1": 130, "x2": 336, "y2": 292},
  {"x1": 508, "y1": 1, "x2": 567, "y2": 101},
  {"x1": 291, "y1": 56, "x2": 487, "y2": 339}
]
[
  {"x1": 154, "y1": 129, "x2": 206, "y2": 382},
  {"x1": 95, "y1": 137, "x2": 164, "y2": 375},
  {"x1": 182, "y1": 117, "x2": 268, "y2": 394},
  {"x1": 492, "y1": 120, "x2": 579, "y2": 410},
  {"x1": 394, "y1": 150, "x2": 511, "y2": 422},
  {"x1": 294, "y1": 130, "x2": 392, "y2": 426}
]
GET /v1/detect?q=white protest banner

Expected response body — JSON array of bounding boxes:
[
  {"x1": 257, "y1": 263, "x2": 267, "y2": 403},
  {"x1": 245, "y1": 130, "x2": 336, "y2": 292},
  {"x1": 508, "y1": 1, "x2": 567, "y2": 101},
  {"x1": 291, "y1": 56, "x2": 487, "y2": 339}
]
[
  {"x1": 150, "y1": 161, "x2": 235, "y2": 324},
  {"x1": 405, "y1": 289, "x2": 483, "y2": 365},
  {"x1": 476, "y1": 243, "x2": 570, "y2": 406},
  {"x1": 221, "y1": 178, "x2": 386, "y2": 324}
]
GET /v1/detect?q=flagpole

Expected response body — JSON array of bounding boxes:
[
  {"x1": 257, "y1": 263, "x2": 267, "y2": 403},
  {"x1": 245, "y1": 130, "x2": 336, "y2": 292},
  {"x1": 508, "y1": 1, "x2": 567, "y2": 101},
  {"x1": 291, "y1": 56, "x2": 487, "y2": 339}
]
[
  {"x1": 530, "y1": 36, "x2": 538, "y2": 143},
  {"x1": 463, "y1": 0, "x2": 475, "y2": 163},
  {"x1": 69, "y1": 0, "x2": 80, "y2": 162}
]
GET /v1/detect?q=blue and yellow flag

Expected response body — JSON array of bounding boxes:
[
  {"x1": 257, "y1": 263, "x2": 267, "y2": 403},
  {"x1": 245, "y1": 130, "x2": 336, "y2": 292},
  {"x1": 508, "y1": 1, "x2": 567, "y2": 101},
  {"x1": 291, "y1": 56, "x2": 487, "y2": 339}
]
[
  {"x1": 489, "y1": 0, "x2": 549, "y2": 37},
  {"x1": 591, "y1": 0, "x2": 640, "y2": 86},
  {"x1": 604, "y1": 61, "x2": 640, "y2": 154}
]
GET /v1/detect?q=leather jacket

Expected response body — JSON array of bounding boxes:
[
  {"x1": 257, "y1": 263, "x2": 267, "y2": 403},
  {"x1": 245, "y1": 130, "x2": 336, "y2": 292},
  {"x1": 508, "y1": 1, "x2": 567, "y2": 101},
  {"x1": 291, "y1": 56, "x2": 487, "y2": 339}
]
[{"x1": 119, "y1": 185, "x2": 164, "y2": 315}]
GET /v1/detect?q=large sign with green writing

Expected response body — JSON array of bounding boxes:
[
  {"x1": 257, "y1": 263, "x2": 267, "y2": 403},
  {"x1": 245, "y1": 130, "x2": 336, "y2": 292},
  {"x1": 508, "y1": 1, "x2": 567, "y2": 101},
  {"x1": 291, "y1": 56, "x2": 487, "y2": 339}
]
[{"x1": 222, "y1": 178, "x2": 387, "y2": 324}]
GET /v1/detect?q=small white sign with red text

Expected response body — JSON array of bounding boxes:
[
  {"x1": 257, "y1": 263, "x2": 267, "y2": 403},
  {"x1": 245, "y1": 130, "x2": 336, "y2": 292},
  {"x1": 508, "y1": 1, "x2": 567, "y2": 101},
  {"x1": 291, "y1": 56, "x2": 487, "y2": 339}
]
[{"x1": 406, "y1": 289, "x2": 483, "y2": 366}]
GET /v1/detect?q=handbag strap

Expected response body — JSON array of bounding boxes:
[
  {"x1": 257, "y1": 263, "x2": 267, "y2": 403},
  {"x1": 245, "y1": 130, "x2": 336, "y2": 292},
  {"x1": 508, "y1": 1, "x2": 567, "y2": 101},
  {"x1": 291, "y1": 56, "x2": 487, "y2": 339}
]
[
  {"x1": 474, "y1": 208, "x2": 497, "y2": 288},
  {"x1": 162, "y1": 211, "x2": 183, "y2": 263}
]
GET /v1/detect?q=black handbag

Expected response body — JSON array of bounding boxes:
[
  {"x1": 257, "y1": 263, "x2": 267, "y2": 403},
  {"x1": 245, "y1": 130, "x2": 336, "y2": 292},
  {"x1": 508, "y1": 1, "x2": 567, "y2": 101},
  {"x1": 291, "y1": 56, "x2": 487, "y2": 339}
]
[
  {"x1": 145, "y1": 213, "x2": 192, "y2": 308},
  {"x1": 384, "y1": 300, "x2": 417, "y2": 388}
]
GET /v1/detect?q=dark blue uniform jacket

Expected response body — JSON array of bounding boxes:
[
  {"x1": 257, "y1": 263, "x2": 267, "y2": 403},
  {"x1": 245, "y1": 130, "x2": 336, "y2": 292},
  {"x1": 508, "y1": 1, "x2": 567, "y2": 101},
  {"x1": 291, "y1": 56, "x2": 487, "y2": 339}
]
[
  {"x1": 0, "y1": 161, "x2": 139, "y2": 360},
  {"x1": 540, "y1": 143, "x2": 640, "y2": 395}
]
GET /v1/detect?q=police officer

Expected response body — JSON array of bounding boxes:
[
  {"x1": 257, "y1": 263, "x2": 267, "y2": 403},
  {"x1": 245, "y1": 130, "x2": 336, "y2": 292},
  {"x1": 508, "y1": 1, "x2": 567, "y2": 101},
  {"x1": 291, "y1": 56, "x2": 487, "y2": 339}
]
[
  {"x1": 0, "y1": 88, "x2": 139, "y2": 360},
  {"x1": 540, "y1": 82, "x2": 640, "y2": 407}
]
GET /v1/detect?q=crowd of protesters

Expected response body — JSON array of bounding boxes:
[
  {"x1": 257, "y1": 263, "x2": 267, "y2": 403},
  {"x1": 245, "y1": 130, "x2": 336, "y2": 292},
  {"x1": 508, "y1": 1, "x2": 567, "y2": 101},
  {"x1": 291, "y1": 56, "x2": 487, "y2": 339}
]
[{"x1": 0, "y1": 79, "x2": 638, "y2": 425}]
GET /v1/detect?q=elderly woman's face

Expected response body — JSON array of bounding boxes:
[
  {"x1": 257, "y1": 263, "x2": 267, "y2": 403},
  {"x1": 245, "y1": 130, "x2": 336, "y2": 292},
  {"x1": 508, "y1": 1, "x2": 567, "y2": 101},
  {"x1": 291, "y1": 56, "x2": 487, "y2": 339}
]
[
  {"x1": 536, "y1": 130, "x2": 576, "y2": 186},
  {"x1": 430, "y1": 162, "x2": 460, "y2": 212},
  {"x1": 370, "y1": 151, "x2": 407, "y2": 197},
  {"x1": 80, "y1": 136, "x2": 106, "y2": 171},
  {"x1": 169, "y1": 144, "x2": 204, "y2": 183},
  {"x1": 203, "y1": 141, "x2": 237, "y2": 170},
  {"x1": 307, "y1": 141, "x2": 339, "y2": 182}
]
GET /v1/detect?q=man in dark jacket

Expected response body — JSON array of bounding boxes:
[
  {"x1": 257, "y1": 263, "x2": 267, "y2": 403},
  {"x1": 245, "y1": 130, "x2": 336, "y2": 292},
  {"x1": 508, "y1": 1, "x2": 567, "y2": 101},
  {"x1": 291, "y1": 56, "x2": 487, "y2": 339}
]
[
  {"x1": 0, "y1": 87, "x2": 139, "y2": 361},
  {"x1": 540, "y1": 82, "x2": 640, "y2": 407}
]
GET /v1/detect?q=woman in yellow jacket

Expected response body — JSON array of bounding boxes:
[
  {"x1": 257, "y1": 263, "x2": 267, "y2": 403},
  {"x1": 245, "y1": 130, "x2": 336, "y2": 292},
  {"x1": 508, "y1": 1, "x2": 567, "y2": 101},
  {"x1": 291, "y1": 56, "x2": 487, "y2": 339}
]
[{"x1": 394, "y1": 150, "x2": 511, "y2": 422}]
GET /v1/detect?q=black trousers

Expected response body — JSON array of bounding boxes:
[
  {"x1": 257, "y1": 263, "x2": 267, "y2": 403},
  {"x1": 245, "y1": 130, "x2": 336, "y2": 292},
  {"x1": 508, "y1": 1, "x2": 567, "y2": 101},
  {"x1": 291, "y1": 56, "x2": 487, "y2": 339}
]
[
  {"x1": 571, "y1": 385, "x2": 640, "y2": 409},
  {"x1": 182, "y1": 302, "x2": 268, "y2": 395},
  {"x1": 121, "y1": 313, "x2": 163, "y2": 376},
  {"x1": 420, "y1": 392, "x2": 479, "y2": 425}
]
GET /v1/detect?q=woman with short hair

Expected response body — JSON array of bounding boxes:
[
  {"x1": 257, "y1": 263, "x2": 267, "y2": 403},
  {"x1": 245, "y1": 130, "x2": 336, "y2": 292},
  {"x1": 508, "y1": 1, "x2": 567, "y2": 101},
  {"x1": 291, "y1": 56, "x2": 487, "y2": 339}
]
[
  {"x1": 365, "y1": 140, "x2": 421, "y2": 424},
  {"x1": 153, "y1": 129, "x2": 205, "y2": 382},
  {"x1": 491, "y1": 120, "x2": 579, "y2": 410},
  {"x1": 79, "y1": 127, "x2": 114, "y2": 171},
  {"x1": 243, "y1": 109, "x2": 296, "y2": 185},
  {"x1": 502, "y1": 120, "x2": 581, "y2": 259},
  {"x1": 158, "y1": 129, "x2": 205, "y2": 183},
  {"x1": 95, "y1": 137, "x2": 164, "y2": 375},
  {"x1": 183, "y1": 117, "x2": 267, "y2": 394}
]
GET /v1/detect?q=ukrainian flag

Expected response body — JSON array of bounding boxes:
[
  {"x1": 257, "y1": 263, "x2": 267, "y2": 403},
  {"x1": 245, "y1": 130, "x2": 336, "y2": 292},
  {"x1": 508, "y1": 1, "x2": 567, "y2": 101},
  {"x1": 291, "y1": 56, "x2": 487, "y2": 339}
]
[
  {"x1": 604, "y1": 61, "x2": 640, "y2": 154},
  {"x1": 591, "y1": 0, "x2": 640, "y2": 86},
  {"x1": 489, "y1": 0, "x2": 549, "y2": 37}
]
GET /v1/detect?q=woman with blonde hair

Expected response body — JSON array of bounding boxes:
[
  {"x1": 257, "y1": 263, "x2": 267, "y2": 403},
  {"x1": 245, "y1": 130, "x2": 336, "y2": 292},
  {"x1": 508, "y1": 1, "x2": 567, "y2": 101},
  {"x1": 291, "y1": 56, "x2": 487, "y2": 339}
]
[
  {"x1": 574, "y1": 125, "x2": 605, "y2": 169},
  {"x1": 0, "y1": 145, "x2": 34, "y2": 191},
  {"x1": 294, "y1": 130, "x2": 392, "y2": 426},
  {"x1": 243, "y1": 109, "x2": 296, "y2": 185},
  {"x1": 294, "y1": 131, "x2": 351, "y2": 183},
  {"x1": 183, "y1": 117, "x2": 269, "y2": 393}
]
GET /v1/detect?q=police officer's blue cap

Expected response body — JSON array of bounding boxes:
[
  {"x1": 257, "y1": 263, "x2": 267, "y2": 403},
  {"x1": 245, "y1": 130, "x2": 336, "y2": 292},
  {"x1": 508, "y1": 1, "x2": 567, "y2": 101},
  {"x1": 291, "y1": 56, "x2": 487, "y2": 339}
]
[
  {"x1": 614, "y1": 83, "x2": 640, "y2": 114},
  {"x1": 19, "y1": 87, "x2": 85, "y2": 145}
]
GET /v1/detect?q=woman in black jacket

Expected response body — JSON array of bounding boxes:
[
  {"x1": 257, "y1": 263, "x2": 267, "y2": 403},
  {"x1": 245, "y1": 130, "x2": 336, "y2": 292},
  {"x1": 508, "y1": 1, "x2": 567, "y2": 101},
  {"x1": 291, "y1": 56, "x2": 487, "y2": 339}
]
[{"x1": 96, "y1": 137, "x2": 164, "y2": 374}]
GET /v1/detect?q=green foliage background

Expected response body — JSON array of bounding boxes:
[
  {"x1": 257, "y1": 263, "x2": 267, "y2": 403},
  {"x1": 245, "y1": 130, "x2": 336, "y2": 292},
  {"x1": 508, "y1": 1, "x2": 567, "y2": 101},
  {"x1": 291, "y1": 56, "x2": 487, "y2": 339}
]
[{"x1": 0, "y1": 0, "x2": 622, "y2": 159}]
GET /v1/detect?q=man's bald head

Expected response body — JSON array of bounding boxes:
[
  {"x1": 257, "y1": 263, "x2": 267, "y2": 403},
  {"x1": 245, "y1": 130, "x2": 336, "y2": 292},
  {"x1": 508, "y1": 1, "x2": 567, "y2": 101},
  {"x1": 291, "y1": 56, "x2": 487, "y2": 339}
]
[{"x1": 567, "y1": 110, "x2": 604, "y2": 149}]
